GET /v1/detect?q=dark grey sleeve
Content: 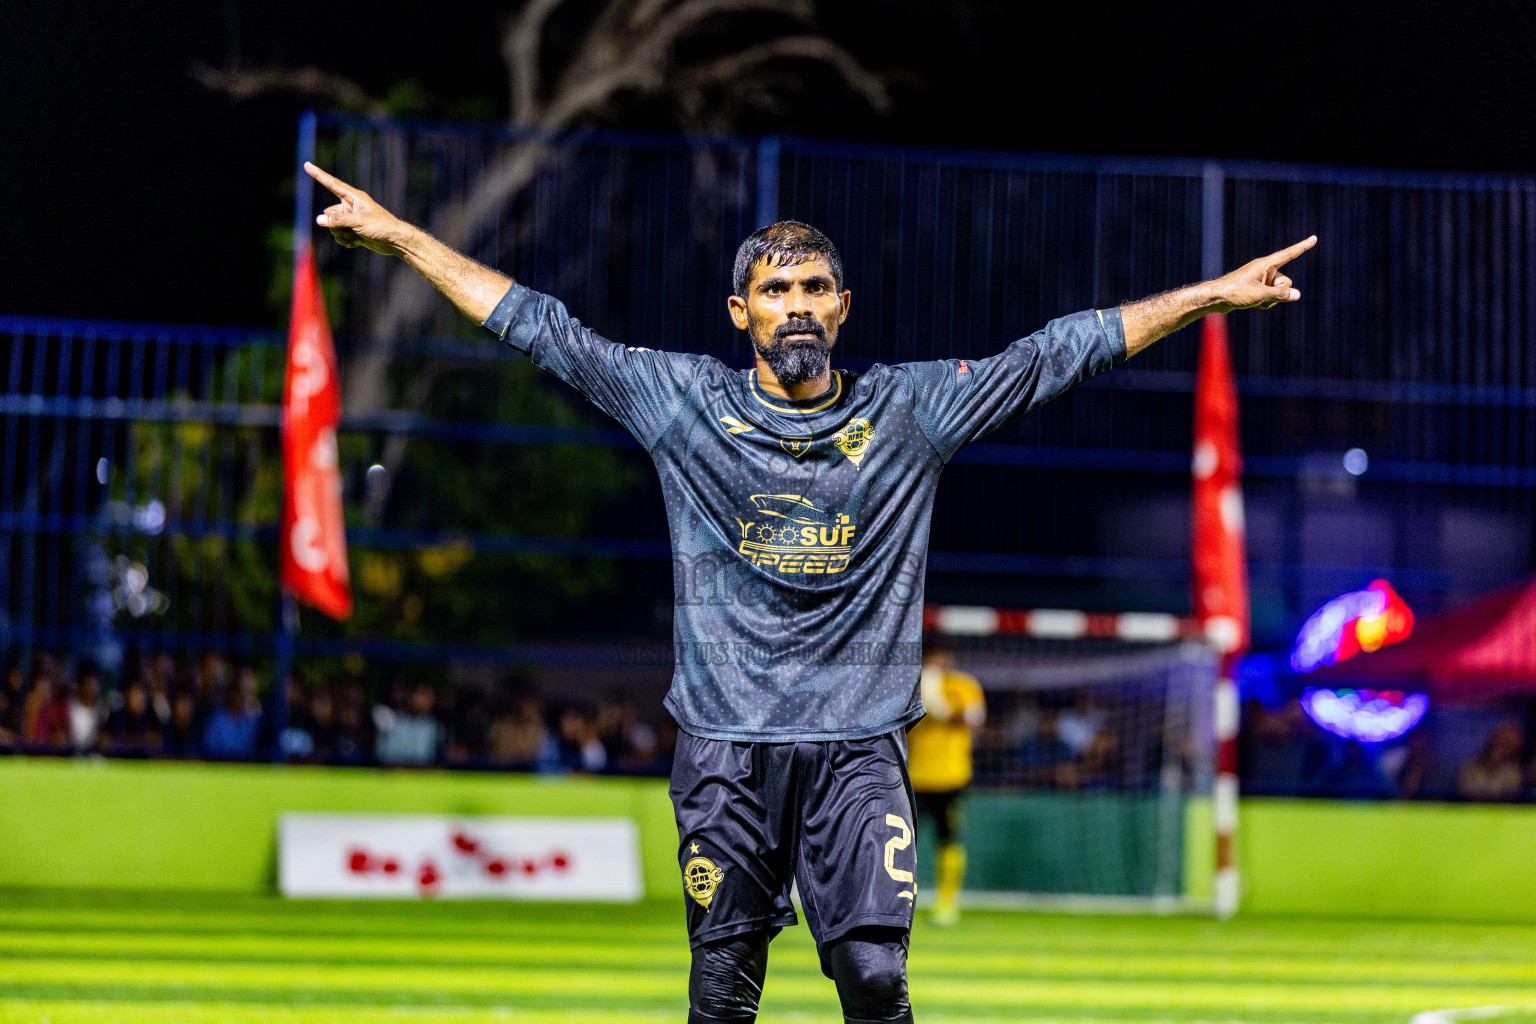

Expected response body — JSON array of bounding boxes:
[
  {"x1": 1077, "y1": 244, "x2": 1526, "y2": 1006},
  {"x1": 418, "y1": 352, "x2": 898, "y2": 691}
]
[
  {"x1": 483, "y1": 282, "x2": 701, "y2": 450},
  {"x1": 896, "y1": 307, "x2": 1127, "y2": 462}
]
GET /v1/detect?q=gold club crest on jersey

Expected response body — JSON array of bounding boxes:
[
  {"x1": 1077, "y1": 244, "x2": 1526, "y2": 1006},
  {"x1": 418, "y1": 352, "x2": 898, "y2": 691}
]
[
  {"x1": 684, "y1": 856, "x2": 725, "y2": 911},
  {"x1": 833, "y1": 417, "x2": 874, "y2": 468}
]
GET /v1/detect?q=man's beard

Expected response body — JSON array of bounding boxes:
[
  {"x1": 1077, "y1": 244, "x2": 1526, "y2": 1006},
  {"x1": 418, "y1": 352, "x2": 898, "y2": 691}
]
[{"x1": 754, "y1": 317, "x2": 832, "y2": 388}]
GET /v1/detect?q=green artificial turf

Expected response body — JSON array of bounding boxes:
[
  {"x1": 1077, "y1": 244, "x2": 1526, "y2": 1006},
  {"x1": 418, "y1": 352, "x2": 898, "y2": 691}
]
[{"x1": 3, "y1": 890, "x2": 1536, "y2": 1023}]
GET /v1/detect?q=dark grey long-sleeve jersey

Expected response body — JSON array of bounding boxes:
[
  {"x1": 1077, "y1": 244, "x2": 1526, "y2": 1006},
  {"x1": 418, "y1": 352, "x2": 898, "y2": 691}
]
[{"x1": 484, "y1": 282, "x2": 1126, "y2": 742}]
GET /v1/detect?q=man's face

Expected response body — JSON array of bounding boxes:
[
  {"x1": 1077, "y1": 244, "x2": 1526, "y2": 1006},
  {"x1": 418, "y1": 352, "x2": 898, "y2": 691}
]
[
  {"x1": 922, "y1": 649, "x2": 956, "y2": 673},
  {"x1": 411, "y1": 685, "x2": 435, "y2": 716},
  {"x1": 728, "y1": 256, "x2": 851, "y2": 387}
]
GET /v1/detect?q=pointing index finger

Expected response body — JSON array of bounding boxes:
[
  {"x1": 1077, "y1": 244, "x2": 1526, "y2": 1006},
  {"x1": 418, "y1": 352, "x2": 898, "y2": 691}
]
[
  {"x1": 1267, "y1": 235, "x2": 1318, "y2": 268},
  {"x1": 304, "y1": 161, "x2": 355, "y2": 199}
]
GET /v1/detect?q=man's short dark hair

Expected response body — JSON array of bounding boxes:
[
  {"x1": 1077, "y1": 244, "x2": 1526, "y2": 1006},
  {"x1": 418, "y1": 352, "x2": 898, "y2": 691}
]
[{"x1": 733, "y1": 220, "x2": 844, "y2": 298}]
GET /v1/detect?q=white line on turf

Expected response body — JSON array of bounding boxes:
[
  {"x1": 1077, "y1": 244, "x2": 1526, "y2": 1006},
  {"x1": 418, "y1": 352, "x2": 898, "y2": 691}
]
[{"x1": 1412, "y1": 1006, "x2": 1536, "y2": 1024}]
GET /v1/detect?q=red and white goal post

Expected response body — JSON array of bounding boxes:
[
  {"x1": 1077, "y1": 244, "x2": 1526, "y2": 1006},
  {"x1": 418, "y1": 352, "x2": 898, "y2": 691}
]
[{"x1": 920, "y1": 603, "x2": 1229, "y2": 916}]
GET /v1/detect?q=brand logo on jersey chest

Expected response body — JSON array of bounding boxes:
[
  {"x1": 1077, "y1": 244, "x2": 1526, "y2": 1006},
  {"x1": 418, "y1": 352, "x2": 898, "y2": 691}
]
[{"x1": 718, "y1": 416, "x2": 755, "y2": 435}]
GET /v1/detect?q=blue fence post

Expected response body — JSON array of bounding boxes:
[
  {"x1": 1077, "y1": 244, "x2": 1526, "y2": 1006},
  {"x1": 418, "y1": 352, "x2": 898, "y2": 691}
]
[
  {"x1": 755, "y1": 136, "x2": 780, "y2": 228},
  {"x1": 1202, "y1": 160, "x2": 1224, "y2": 280},
  {"x1": 294, "y1": 110, "x2": 318, "y2": 252},
  {"x1": 271, "y1": 110, "x2": 317, "y2": 761}
]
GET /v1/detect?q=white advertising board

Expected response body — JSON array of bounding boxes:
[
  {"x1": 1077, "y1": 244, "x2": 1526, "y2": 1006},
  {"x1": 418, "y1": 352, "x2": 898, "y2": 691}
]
[{"x1": 279, "y1": 813, "x2": 643, "y2": 901}]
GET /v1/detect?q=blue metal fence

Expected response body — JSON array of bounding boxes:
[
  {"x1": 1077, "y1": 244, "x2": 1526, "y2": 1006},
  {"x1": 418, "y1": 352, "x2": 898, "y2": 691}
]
[{"x1": 2, "y1": 112, "x2": 1534, "y2": 687}]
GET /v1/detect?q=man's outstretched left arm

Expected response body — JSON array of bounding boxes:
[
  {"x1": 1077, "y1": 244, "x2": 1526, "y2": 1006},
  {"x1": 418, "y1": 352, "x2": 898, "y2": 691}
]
[{"x1": 1120, "y1": 235, "x2": 1317, "y2": 357}]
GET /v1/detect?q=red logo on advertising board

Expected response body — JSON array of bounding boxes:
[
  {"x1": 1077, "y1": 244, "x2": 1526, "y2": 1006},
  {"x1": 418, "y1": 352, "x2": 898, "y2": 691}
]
[{"x1": 345, "y1": 827, "x2": 573, "y2": 896}]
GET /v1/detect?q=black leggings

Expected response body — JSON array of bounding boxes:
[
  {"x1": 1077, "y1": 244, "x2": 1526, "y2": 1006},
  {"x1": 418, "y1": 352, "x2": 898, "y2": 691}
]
[
  {"x1": 688, "y1": 926, "x2": 912, "y2": 1024},
  {"x1": 914, "y1": 789, "x2": 961, "y2": 845}
]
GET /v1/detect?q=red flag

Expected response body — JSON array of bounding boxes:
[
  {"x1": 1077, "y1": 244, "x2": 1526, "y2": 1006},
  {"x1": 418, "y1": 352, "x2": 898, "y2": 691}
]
[
  {"x1": 1191, "y1": 313, "x2": 1248, "y2": 656},
  {"x1": 280, "y1": 250, "x2": 352, "y2": 619}
]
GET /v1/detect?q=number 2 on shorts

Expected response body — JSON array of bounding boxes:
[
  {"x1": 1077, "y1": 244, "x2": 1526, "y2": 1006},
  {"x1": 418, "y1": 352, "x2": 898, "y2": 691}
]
[{"x1": 883, "y1": 813, "x2": 915, "y2": 900}]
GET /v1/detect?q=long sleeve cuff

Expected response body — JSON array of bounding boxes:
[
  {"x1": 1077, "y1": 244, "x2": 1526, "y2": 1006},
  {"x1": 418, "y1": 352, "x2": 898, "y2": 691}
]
[
  {"x1": 482, "y1": 282, "x2": 530, "y2": 339},
  {"x1": 1096, "y1": 306, "x2": 1129, "y2": 365}
]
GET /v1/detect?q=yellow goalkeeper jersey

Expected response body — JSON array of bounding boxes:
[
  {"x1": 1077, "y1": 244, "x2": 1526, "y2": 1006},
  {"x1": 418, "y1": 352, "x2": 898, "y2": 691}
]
[{"x1": 907, "y1": 668, "x2": 986, "y2": 792}]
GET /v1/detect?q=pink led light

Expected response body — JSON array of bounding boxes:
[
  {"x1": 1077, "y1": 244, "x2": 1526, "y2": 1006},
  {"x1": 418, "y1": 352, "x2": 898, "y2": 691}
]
[
  {"x1": 1300, "y1": 688, "x2": 1429, "y2": 742},
  {"x1": 1291, "y1": 580, "x2": 1414, "y2": 673}
]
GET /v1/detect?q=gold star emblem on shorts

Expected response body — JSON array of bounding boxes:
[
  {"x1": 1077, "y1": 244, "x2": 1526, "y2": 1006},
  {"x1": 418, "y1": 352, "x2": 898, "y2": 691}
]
[{"x1": 689, "y1": 842, "x2": 700, "y2": 854}]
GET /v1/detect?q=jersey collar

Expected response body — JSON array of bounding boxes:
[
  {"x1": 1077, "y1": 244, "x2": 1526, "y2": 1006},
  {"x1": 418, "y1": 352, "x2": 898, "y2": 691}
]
[{"x1": 748, "y1": 369, "x2": 843, "y2": 414}]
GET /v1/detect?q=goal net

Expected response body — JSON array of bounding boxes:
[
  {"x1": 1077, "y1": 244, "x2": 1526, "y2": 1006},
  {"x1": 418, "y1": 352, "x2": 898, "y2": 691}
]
[{"x1": 922, "y1": 608, "x2": 1218, "y2": 913}]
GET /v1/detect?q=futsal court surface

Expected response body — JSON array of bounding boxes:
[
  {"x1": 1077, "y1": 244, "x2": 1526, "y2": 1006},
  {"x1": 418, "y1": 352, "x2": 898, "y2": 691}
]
[{"x1": 2, "y1": 890, "x2": 1536, "y2": 1024}]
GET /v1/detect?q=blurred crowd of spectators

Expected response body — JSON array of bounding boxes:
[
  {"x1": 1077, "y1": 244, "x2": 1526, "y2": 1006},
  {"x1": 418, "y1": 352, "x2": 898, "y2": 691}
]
[
  {"x1": 1242, "y1": 697, "x2": 1536, "y2": 802},
  {"x1": 963, "y1": 688, "x2": 1536, "y2": 804},
  {"x1": 5, "y1": 648, "x2": 1533, "y2": 802},
  {"x1": 971, "y1": 692, "x2": 1200, "y2": 793},
  {"x1": 0, "y1": 650, "x2": 675, "y2": 774}
]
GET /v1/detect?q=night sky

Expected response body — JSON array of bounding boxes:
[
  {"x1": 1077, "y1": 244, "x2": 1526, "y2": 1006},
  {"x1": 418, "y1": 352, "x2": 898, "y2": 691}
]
[{"x1": 3, "y1": 0, "x2": 1530, "y2": 327}]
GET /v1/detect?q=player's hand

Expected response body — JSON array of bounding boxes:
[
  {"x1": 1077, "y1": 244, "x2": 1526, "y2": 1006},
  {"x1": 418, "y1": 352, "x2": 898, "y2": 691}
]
[
  {"x1": 1211, "y1": 235, "x2": 1316, "y2": 312},
  {"x1": 304, "y1": 162, "x2": 411, "y2": 258}
]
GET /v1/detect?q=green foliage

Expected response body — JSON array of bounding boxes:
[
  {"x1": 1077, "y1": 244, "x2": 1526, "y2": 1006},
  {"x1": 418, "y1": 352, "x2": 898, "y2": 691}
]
[
  {"x1": 118, "y1": 342, "x2": 643, "y2": 646},
  {"x1": 382, "y1": 78, "x2": 429, "y2": 115},
  {"x1": 337, "y1": 357, "x2": 644, "y2": 645},
  {"x1": 112, "y1": 345, "x2": 285, "y2": 634}
]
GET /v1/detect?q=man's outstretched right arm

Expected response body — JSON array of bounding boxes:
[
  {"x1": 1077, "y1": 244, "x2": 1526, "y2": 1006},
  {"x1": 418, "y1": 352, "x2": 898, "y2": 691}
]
[
  {"x1": 305, "y1": 162, "x2": 510, "y2": 324},
  {"x1": 303, "y1": 161, "x2": 701, "y2": 451}
]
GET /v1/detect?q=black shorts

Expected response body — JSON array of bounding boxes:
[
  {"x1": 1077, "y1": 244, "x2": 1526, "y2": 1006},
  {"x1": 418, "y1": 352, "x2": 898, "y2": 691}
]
[
  {"x1": 669, "y1": 729, "x2": 917, "y2": 950},
  {"x1": 914, "y1": 788, "x2": 966, "y2": 845}
]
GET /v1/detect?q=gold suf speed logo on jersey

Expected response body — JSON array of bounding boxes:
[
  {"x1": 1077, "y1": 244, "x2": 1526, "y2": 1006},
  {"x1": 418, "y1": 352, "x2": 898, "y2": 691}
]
[
  {"x1": 732, "y1": 494, "x2": 857, "y2": 574},
  {"x1": 684, "y1": 855, "x2": 724, "y2": 911},
  {"x1": 833, "y1": 417, "x2": 874, "y2": 468}
]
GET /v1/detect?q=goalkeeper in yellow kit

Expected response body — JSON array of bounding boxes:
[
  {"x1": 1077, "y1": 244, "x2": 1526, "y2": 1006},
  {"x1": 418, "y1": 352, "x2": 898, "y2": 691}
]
[{"x1": 907, "y1": 643, "x2": 986, "y2": 926}]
